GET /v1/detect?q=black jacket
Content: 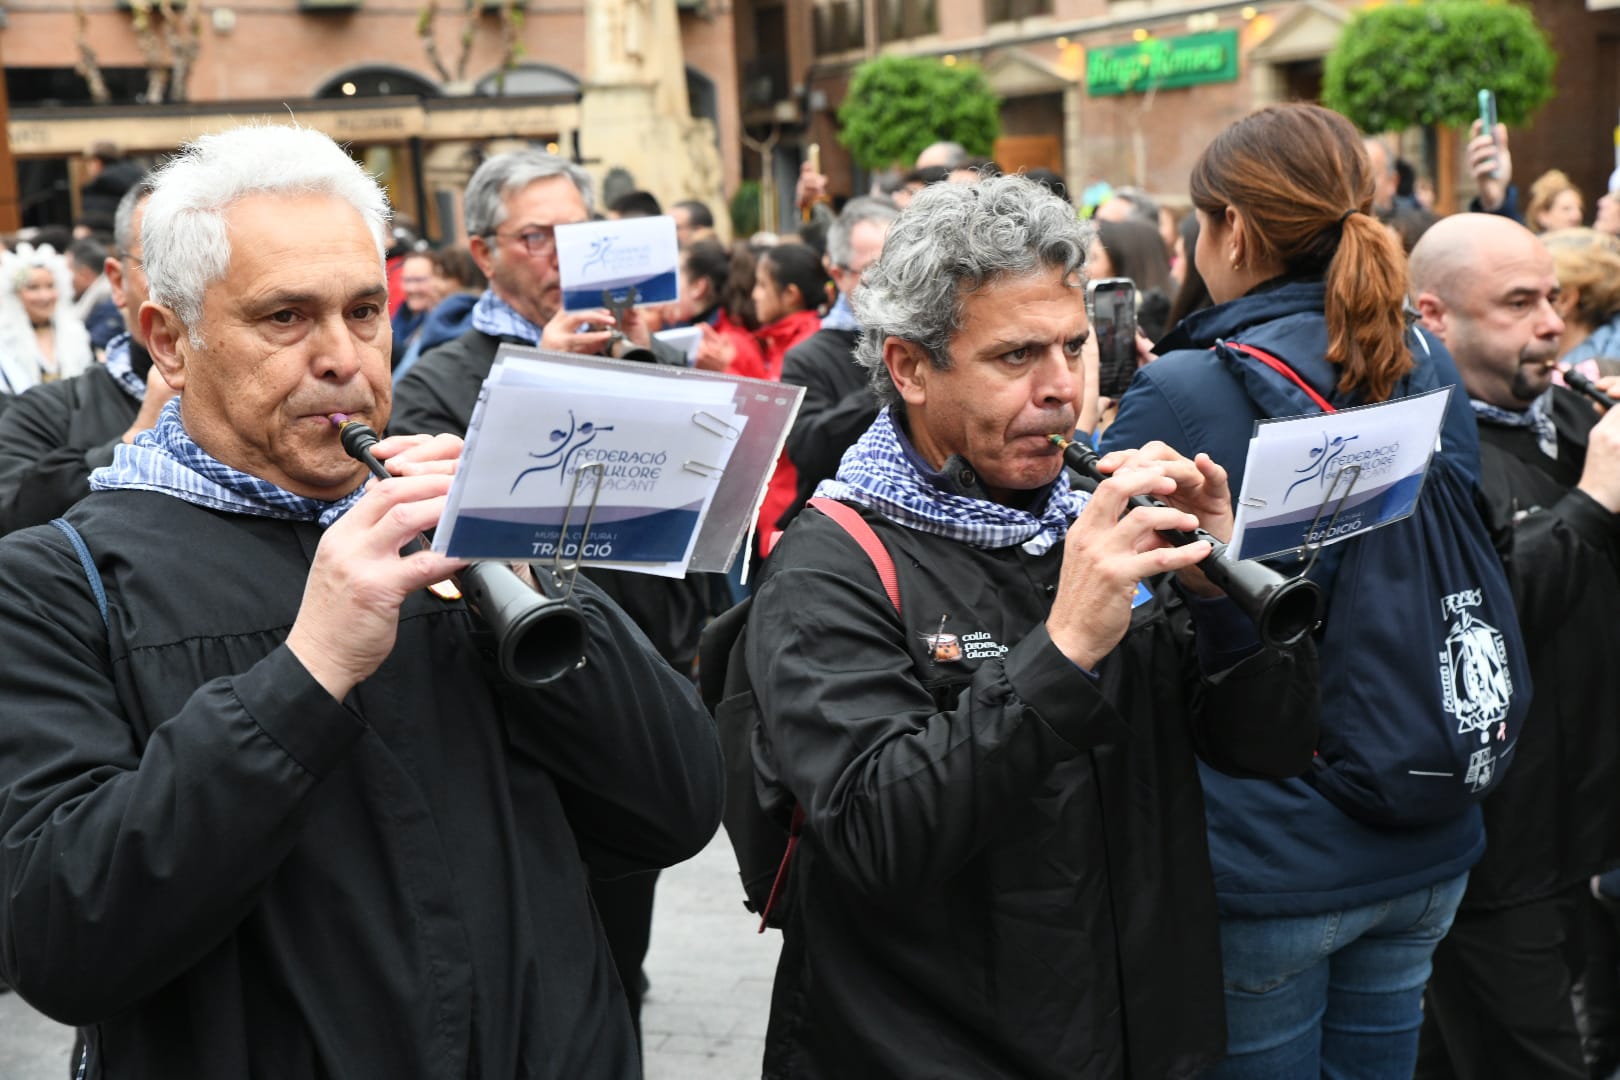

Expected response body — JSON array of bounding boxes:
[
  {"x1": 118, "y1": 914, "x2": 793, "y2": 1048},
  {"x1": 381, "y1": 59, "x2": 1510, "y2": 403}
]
[
  {"x1": 0, "y1": 364, "x2": 139, "y2": 536},
  {"x1": 1465, "y1": 388, "x2": 1620, "y2": 909},
  {"x1": 391, "y1": 326, "x2": 716, "y2": 669},
  {"x1": 0, "y1": 491, "x2": 724, "y2": 1078},
  {"x1": 746, "y1": 498, "x2": 1319, "y2": 1079},
  {"x1": 779, "y1": 327, "x2": 875, "y2": 528}
]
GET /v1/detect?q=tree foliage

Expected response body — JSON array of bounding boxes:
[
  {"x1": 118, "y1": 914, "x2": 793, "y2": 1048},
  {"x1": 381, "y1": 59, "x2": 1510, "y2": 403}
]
[
  {"x1": 835, "y1": 56, "x2": 1000, "y2": 170},
  {"x1": 1322, "y1": 1, "x2": 1555, "y2": 133},
  {"x1": 730, "y1": 180, "x2": 762, "y2": 239}
]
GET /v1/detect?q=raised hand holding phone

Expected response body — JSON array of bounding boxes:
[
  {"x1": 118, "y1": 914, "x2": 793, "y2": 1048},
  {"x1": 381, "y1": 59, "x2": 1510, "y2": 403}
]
[
  {"x1": 1087, "y1": 277, "x2": 1139, "y2": 400},
  {"x1": 1478, "y1": 89, "x2": 1501, "y2": 180}
]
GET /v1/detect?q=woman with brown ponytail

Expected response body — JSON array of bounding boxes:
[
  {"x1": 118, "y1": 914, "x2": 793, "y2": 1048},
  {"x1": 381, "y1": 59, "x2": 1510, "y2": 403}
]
[{"x1": 1102, "y1": 103, "x2": 1486, "y2": 1078}]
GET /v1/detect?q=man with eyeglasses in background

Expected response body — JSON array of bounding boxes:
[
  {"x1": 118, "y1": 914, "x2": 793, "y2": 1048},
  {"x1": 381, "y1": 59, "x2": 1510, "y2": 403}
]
[
  {"x1": 394, "y1": 150, "x2": 635, "y2": 436},
  {"x1": 391, "y1": 147, "x2": 721, "y2": 1050}
]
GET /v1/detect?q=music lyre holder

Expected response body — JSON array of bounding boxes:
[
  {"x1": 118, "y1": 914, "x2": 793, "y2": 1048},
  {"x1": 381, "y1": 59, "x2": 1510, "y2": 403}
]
[
  {"x1": 600, "y1": 285, "x2": 641, "y2": 345},
  {"x1": 549, "y1": 461, "x2": 606, "y2": 600},
  {"x1": 1242, "y1": 463, "x2": 1363, "y2": 579}
]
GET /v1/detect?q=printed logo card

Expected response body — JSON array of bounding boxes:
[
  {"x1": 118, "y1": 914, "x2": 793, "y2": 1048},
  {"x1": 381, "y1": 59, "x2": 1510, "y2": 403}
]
[
  {"x1": 653, "y1": 325, "x2": 704, "y2": 364},
  {"x1": 435, "y1": 354, "x2": 747, "y2": 576},
  {"x1": 555, "y1": 216, "x2": 680, "y2": 312},
  {"x1": 1228, "y1": 386, "x2": 1452, "y2": 561}
]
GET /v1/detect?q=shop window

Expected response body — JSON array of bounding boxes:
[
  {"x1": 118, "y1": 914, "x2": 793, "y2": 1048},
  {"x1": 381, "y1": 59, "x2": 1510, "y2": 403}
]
[
  {"x1": 473, "y1": 63, "x2": 580, "y2": 97},
  {"x1": 877, "y1": 0, "x2": 936, "y2": 42},
  {"x1": 314, "y1": 66, "x2": 441, "y2": 98},
  {"x1": 985, "y1": 0, "x2": 1050, "y2": 23},
  {"x1": 813, "y1": 0, "x2": 865, "y2": 55}
]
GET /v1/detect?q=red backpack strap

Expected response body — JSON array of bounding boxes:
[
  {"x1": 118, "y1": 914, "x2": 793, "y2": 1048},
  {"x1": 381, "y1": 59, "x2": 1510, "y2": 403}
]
[
  {"x1": 754, "y1": 498, "x2": 898, "y2": 933},
  {"x1": 806, "y1": 496, "x2": 902, "y2": 614},
  {"x1": 1226, "y1": 341, "x2": 1339, "y2": 415},
  {"x1": 758, "y1": 804, "x2": 805, "y2": 933}
]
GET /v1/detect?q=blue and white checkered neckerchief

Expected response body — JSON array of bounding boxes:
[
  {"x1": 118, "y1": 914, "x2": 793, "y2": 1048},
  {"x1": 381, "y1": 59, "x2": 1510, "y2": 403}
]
[
  {"x1": 102, "y1": 333, "x2": 147, "y2": 402},
  {"x1": 1471, "y1": 391, "x2": 1558, "y2": 460},
  {"x1": 89, "y1": 399, "x2": 364, "y2": 527},
  {"x1": 470, "y1": 289, "x2": 545, "y2": 345},
  {"x1": 815, "y1": 407, "x2": 1087, "y2": 555}
]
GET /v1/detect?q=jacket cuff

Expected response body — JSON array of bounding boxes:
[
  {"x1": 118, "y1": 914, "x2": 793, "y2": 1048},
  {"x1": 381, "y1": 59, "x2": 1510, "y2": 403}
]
[
  {"x1": 1557, "y1": 487, "x2": 1620, "y2": 551},
  {"x1": 234, "y1": 645, "x2": 367, "y2": 778},
  {"x1": 1003, "y1": 623, "x2": 1127, "y2": 750}
]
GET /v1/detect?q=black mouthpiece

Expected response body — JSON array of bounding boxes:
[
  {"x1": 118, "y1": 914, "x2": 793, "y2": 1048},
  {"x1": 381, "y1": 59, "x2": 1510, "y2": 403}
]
[
  {"x1": 338, "y1": 420, "x2": 382, "y2": 463},
  {"x1": 1565, "y1": 369, "x2": 1618, "y2": 410}
]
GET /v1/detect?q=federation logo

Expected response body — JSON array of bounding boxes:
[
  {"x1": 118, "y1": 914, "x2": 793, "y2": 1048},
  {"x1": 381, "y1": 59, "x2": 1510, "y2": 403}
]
[
  {"x1": 508, "y1": 410, "x2": 615, "y2": 494},
  {"x1": 1286, "y1": 431, "x2": 1359, "y2": 501}
]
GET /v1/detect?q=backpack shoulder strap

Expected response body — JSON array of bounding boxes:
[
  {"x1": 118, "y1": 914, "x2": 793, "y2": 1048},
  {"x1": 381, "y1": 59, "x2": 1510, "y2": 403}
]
[
  {"x1": 1224, "y1": 341, "x2": 1339, "y2": 415},
  {"x1": 49, "y1": 518, "x2": 109, "y2": 630},
  {"x1": 751, "y1": 497, "x2": 898, "y2": 933},
  {"x1": 806, "y1": 496, "x2": 901, "y2": 614}
]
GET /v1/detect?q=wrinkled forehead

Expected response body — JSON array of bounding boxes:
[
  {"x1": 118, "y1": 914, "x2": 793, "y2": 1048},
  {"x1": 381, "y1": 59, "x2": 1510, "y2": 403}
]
[{"x1": 212, "y1": 193, "x2": 386, "y2": 295}]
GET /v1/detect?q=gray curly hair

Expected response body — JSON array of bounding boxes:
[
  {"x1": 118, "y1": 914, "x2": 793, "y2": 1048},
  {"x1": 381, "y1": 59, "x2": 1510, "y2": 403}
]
[{"x1": 852, "y1": 174, "x2": 1092, "y2": 406}]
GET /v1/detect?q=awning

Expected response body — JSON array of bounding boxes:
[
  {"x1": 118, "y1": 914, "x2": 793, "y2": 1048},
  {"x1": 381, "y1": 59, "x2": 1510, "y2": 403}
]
[{"x1": 8, "y1": 93, "x2": 582, "y2": 158}]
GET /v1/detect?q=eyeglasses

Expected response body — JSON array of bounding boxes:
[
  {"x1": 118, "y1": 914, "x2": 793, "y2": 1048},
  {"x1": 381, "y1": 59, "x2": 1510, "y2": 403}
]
[{"x1": 487, "y1": 225, "x2": 559, "y2": 258}]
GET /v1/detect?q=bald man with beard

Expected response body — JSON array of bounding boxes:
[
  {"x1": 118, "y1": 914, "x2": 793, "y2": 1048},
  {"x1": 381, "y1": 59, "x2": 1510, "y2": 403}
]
[{"x1": 1408, "y1": 213, "x2": 1620, "y2": 1079}]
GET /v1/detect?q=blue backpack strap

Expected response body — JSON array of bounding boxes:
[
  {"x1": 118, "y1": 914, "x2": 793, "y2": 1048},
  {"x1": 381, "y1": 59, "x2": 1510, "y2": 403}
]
[{"x1": 49, "y1": 518, "x2": 109, "y2": 630}]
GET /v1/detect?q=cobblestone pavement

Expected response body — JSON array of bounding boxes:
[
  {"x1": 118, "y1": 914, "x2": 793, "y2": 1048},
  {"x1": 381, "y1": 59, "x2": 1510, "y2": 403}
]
[
  {"x1": 0, "y1": 832, "x2": 777, "y2": 1079},
  {"x1": 642, "y1": 833, "x2": 780, "y2": 1079},
  {"x1": 0, "y1": 986, "x2": 72, "y2": 1079}
]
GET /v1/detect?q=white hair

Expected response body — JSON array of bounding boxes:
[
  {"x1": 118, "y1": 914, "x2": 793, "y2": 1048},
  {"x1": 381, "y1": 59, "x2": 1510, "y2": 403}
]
[
  {"x1": 142, "y1": 124, "x2": 392, "y2": 342},
  {"x1": 0, "y1": 243, "x2": 93, "y2": 394}
]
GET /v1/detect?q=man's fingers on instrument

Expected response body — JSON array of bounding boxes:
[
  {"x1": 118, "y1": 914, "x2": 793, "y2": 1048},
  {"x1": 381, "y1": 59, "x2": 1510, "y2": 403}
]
[
  {"x1": 1104, "y1": 462, "x2": 1179, "y2": 501},
  {"x1": 344, "y1": 473, "x2": 455, "y2": 532},
  {"x1": 374, "y1": 431, "x2": 461, "y2": 460},
  {"x1": 371, "y1": 432, "x2": 434, "y2": 457},
  {"x1": 1119, "y1": 503, "x2": 1200, "y2": 541},
  {"x1": 1134, "y1": 539, "x2": 1211, "y2": 576},
  {"x1": 1082, "y1": 466, "x2": 1172, "y2": 525},
  {"x1": 386, "y1": 457, "x2": 460, "y2": 478},
  {"x1": 398, "y1": 550, "x2": 471, "y2": 590},
  {"x1": 369, "y1": 493, "x2": 452, "y2": 550}
]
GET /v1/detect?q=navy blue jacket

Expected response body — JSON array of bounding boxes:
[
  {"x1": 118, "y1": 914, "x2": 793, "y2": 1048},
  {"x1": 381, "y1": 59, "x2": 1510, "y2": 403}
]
[{"x1": 1102, "y1": 281, "x2": 1485, "y2": 916}]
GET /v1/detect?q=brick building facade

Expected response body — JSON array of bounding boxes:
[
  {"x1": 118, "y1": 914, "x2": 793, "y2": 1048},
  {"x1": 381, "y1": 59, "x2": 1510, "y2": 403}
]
[
  {"x1": 739, "y1": 0, "x2": 1620, "y2": 229},
  {"x1": 1, "y1": 0, "x2": 746, "y2": 234}
]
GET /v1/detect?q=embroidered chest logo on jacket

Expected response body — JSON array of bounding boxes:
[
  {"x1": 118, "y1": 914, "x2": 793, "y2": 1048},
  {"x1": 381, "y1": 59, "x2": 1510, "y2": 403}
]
[{"x1": 922, "y1": 614, "x2": 1008, "y2": 664}]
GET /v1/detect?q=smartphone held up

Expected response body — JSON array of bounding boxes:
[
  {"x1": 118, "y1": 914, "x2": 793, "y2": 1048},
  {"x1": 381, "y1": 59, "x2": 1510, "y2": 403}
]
[
  {"x1": 1478, "y1": 89, "x2": 1503, "y2": 180},
  {"x1": 1086, "y1": 277, "x2": 1139, "y2": 401}
]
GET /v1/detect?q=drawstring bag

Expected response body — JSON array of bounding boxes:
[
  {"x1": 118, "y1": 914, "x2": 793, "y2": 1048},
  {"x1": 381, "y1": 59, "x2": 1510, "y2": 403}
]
[{"x1": 1220, "y1": 338, "x2": 1531, "y2": 826}]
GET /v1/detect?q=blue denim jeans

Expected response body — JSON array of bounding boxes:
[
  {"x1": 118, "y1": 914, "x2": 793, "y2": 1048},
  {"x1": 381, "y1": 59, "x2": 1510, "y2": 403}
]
[{"x1": 1202, "y1": 872, "x2": 1469, "y2": 1080}]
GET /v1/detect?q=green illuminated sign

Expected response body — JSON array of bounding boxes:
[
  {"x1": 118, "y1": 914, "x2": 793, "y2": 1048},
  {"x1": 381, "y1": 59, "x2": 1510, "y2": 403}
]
[{"x1": 1086, "y1": 29, "x2": 1240, "y2": 96}]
